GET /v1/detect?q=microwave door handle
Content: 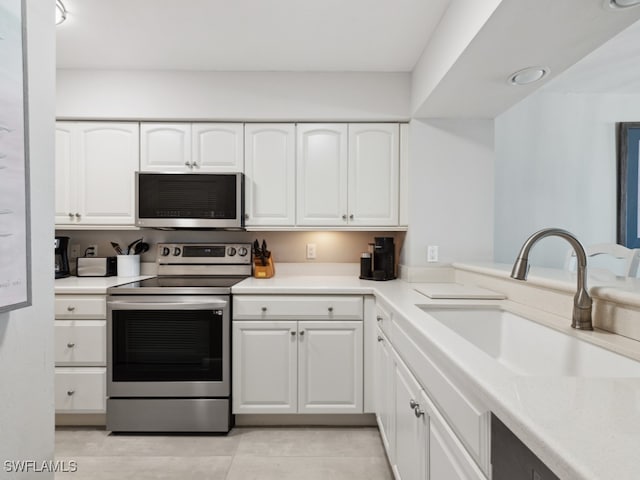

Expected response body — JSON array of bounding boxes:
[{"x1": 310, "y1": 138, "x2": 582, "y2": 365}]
[{"x1": 107, "y1": 299, "x2": 228, "y2": 310}]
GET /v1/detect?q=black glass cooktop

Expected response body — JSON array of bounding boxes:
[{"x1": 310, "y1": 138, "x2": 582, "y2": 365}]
[{"x1": 108, "y1": 276, "x2": 247, "y2": 295}]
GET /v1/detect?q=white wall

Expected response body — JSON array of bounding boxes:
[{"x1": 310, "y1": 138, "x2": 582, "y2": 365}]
[
  {"x1": 0, "y1": 0, "x2": 55, "y2": 477},
  {"x1": 402, "y1": 119, "x2": 494, "y2": 267},
  {"x1": 56, "y1": 70, "x2": 411, "y2": 121},
  {"x1": 494, "y1": 91, "x2": 640, "y2": 267}
]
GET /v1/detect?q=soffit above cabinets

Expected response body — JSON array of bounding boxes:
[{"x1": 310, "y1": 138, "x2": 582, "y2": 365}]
[
  {"x1": 55, "y1": 0, "x2": 450, "y2": 72},
  {"x1": 412, "y1": 0, "x2": 640, "y2": 118}
]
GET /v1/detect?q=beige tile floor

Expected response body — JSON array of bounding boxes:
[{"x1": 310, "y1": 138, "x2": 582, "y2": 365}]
[{"x1": 55, "y1": 427, "x2": 393, "y2": 480}]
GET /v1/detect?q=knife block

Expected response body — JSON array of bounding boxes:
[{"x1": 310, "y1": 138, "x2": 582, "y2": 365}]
[{"x1": 253, "y1": 255, "x2": 275, "y2": 279}]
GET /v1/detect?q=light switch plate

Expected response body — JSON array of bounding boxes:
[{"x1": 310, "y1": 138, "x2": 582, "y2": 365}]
[{"x1": 427, "y1": 245, "x2": 439, "y2": 262}]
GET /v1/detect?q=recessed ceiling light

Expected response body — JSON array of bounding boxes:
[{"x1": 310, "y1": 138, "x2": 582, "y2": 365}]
[
  {"x1": 56, "y1": 0, "x2": 67, "y2": 25},
  {"x1": 508, "y1": 67, "x2": 550, "y2": 86},
  {"x1": 608, "y1": 0, "x2": 640, "y2": 7}
]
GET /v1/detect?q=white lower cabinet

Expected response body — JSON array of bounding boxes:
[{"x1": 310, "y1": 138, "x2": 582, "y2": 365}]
[
  {"x1": 54, "y1": 294, "x2": 107, "y2": 416},
  {"x1": 233, "y1": 319, "x2": 363, "y2": 414},
  {"x1": 394, "y1": 351, "x2": 428, "y2": 480},
  {"x1": 375, "y1": 323, "x2": 488, "y2": 480},
  {"x1": 232, "y1": 295, "x2": 364, "y2": 415},
  {"x1": 233, "y1": 321, "x2": 298, "y2": 413}
]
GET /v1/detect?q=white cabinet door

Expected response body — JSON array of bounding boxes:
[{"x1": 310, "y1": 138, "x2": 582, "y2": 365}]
[
  {"x1": 375, "y1": 329, "x2": 396, "y2": 463},
  {"x1": 192, "y1": 123, "x2": 243, "y2": 172},
  {"x1": 76, "y1": 123, "x2": 139, "y2": 225},
  {"x1": 298, "y1": 321, "x2": 363, "y2": 414},
  {"x1": 244, "y1": 124, "x2": 296, "y2": 226},
  {"x1": 394, "y1": 355, "x2": 428, "y2": 480},
  {"x1": 296, "y1": 124, "x2": 348, "y2": 226},
  {"x1": 55, "y1": 122, "x2": 139, "y2": 226},
  {"x1": 424, "y1": 390, "x2": 487, "y2": 480},
  {"x1": 232, "y1": 321, "x2": 298, "y2": 414},
  {"x1": 55, "y1": 124, "x2": 76, "y2": 224},
  {"x1": 140, "y1": 123, "x2": 191, "y2": 171},
  {"x1": 348, "y1": 124, "x2": 399, "y2": 226}
]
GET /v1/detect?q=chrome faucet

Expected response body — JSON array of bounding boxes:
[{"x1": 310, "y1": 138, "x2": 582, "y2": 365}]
[{"x1": 510, "y1": 228, "x2": 593, "y2": 330}]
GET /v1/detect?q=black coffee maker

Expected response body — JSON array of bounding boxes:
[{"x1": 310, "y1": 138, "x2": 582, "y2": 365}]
[
  {"x1": 55, "y1": 236, "x2": 70, "y2": 278},
  {"x1": 360, "y1": 237, "x2": 396, "y2": 281}
]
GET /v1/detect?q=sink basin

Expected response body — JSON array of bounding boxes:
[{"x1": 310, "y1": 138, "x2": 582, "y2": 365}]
[{"x1": 420, "y1": 305, "x2": 640, "y2": 377}]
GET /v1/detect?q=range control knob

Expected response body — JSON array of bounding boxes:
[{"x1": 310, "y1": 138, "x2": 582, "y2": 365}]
[
  {"x1": 238, "y1": 247, "x2": 248, "y2": 257},
  {"x1": 173, "y1": 247, "x2": 181, "y2": 256},
  {"x1": 161, "y1": 247, "x2": 171, "y2": 256},
  {"x1": 227, "y1": 247, "x2": 237, "y2": 256}
]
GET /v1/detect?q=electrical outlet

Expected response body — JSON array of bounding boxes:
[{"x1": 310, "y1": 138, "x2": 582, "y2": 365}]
[
  {"x1": 306, "y1": 243, "x2": 317, "y2": 260},
  {"x1": 86, "y1": 244, "x2": 98, "y2": 257},
  {"x1": 427, "y1": 245, "x2": 439, "y2": 263},
  {"x1": 70, "y1": 244, "x2": 80, "y2": 258}
]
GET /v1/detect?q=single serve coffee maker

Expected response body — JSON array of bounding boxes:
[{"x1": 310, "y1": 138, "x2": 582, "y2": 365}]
[
  {"x1": 55, "y1": 236, "x2": 70, "y2": 278},
  {"x1": 360, "y1": 237, "x2": 396, "y2": 281}
]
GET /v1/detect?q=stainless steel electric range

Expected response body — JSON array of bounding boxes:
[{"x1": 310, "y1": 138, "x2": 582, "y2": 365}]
[{"x1": 106, "y1": 242, "x2": 251, "y2": 433}]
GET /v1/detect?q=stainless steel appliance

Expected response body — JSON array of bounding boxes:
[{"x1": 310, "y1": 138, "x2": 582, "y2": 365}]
[
  {"x1": 55, "y1": 236, "x2": 70, "y2": 278},
  {"x1": 135, "y1": 172, "x2": 244, "y2": 229},
  {"x1": 106, "y1": 242, "x2": 251, "y2": 432},
  {"x1": 77, "y1": 256, "x2": 117, "y2": 277}
]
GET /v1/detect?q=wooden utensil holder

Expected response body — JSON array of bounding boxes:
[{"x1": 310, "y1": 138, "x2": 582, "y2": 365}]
[{"x1": 254, "y1": 255, "x2": 275, "y2": 278}]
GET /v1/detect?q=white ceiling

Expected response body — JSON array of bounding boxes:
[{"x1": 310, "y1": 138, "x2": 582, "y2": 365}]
[
  {"x1": 542, "y1": 18, "x2": 640, "y2": 94},
  {"x1": 56, "y1": 0, "x2": 450, "y2": 72}
]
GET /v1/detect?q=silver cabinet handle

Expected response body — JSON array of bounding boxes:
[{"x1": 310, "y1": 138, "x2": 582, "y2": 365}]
[
  {"x1": 261, "y1": 306, "x2": 267, "y2": 312},
  {"x1": 291, "y1": 331, "x2": 297, "y2": 336},
  {"x1": 185, "y1": 161, "x2": 191, "y2": 167},
  {"x1": 409, "y1": 399, "x2": 418, "y2": 410},
  {"x1": 376, "y1": 316, "x2": 383, "y2": 322},
  {"x1": 349, "y1": 214, "x2": 354, "y2": 220},
  {"x1": 377, "y1": 336, "x2": 383, "y2": 342},
  {"x1": 342, "y1": 214, "x2": 347, "y2": 220},
  {"x1": 414, "y1": 406, "x2": 425, "y2": 418},
  {"x1": 68, "y1": 213, "x2": 73, "y2": 218},
  {"x1": 75, "y1": 213, "x2": 81, "y2": 218},
  {"x1": 67, "y1": 306, "x2": 75, "y2": 312},
  {"x1": 245, "y1": 213, "x2": 249, "y2": 219},
  {"x1": 328, "y1": 307, "x2": 333, "y2": 313},
  {"x1": 67, "y1": 342, "x2": 75, "y2": 348},
  {"x1": 299, "y1": 330, "x2": 305, "y2": 336},
  {"x1": 67, "y1": 390, "x2": 75, "y2": 396}
]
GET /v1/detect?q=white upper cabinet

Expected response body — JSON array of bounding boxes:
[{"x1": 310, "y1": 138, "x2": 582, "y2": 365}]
[
  {"x1": 296, "y1": 124, "x2": 348, "y2": 226},
  {"x1": 192, "y1": 123, "x2": 244, "y2": 172},
  {"x1": 140, "y1": 123, "x2": 243, "y2": 172},
  {"x1": 348, "y1": 124, "x2": 399, "y2": 226},
  {"x1": 55, "y1": 122, "x2": 139, "y2": 226},
  {"x1": 296, "y1": 123, "x2": 400, "y2": 227},
  {"x1": 140, "y1": 123, "x2": 191, "y2": 172},
  {"x1": 244, "y1": 124, "x2": 296, "y2": 226}
]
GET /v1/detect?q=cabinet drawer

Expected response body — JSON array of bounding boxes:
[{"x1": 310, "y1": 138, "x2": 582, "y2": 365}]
[
  {"x1": 55, "y1": 295, "x2": 106, "y2": 319},
  {"x1": 233, "y1": 295, "x2": 363, "y2": 320},
  {"x1": 55, "y1": 367, "x2": 106, "y2": 413},
  {"x1": 393, "y1": 318, "x2": 489, "y2": 472},
  {"x1": 55, "y1": 320, "x2": 106, "y2": 366}
]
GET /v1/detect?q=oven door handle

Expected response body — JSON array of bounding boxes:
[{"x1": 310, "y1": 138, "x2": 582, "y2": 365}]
[{"x1": 107, "y1": 298, "x2": 228, "y2": 310}]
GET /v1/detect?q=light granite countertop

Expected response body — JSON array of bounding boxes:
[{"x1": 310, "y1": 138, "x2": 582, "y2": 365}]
[
  {"x1": 54, "y1": 275, "x2": 153, "y2": 294},
  {"x1": 232, "y1": 265, "x2": 640, "y2": 480}
]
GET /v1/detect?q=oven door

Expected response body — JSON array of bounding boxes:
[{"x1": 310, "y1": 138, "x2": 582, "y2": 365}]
[{"x1": 107, "y1": 295, "x2": 229, "y2": 398}]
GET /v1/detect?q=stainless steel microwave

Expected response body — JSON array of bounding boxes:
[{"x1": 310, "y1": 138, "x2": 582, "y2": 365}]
[{"x1": 135, "y1": 172, "x2": 244, "y2": 229}]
